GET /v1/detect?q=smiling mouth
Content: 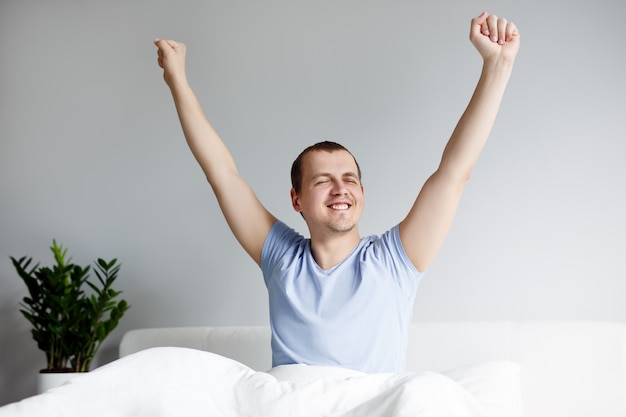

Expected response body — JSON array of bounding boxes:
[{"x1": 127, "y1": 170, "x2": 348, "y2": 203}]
[{"x1": 327, "y1": 203, "x2": 351, "y2": 210}]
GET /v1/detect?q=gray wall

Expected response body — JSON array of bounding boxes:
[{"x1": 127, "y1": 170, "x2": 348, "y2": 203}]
[{"x1": 1, "y1": 0, "x2": 624, "y2": 405}]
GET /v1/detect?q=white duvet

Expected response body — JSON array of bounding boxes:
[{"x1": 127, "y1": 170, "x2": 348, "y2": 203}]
[{"x1": 0, "y1": 347, "x2": 522, "y2": 417}]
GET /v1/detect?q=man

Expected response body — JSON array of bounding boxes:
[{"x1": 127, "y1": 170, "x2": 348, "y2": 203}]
[{"x1": 154, "y1": 11, "x2": 519, "y2": 373}]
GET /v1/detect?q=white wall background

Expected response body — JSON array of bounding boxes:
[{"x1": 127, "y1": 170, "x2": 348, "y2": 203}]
[{"x1": 1, "y1": 0, "x2": 624, "y2": 405}]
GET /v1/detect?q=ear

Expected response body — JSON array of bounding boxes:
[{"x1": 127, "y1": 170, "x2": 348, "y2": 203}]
[{"x1": 290, "y1": 188, "x2": 302, "y2": 212}]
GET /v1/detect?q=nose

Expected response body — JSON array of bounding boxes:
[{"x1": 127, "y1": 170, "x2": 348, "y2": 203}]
[{"x1": 330, "y1": 180, "x2": 348, "y2": 195}]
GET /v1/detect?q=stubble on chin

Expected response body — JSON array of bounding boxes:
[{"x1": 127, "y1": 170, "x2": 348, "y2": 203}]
[{"x1": 325, "y1": 219, "x2": 357, "y2": 234}]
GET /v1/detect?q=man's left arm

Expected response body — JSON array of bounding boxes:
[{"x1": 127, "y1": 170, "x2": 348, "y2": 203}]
[{"x1": 399, "y1": 12, "x2": 520, "y2": 272}]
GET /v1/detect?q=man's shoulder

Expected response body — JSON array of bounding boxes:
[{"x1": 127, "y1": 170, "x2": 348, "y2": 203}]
[
  {"x1": 360, "y1": 224, "x2": 401, "y2": 248},
  {"x1": 267, "y1": 220, "x2": 306, "y2": 245},
  {"x1": 261, "y1": 221, "x2": 308, "y2": 268}
]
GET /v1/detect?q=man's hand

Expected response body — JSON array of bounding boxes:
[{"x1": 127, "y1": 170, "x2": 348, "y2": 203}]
[
  {"x1": 470, "y1": 12, "x2": 520, "y2": 64},
  {"x1": 154, "y1": 39, "x2": 187, "y2": 87}
]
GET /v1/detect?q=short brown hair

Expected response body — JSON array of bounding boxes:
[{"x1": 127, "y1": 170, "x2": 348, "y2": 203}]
[{"x1": 290, "y1": 141, "x2": 361, "y2": 194}]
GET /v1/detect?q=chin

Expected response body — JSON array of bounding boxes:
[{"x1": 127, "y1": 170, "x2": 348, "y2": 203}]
[{"x1": 326, "y1": 222, "x2": 357, "y2": 234}]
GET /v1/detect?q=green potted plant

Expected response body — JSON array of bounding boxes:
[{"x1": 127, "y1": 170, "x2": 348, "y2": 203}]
[{"x1": 11, "y1": 240, "x2": 130, "y2": 392}]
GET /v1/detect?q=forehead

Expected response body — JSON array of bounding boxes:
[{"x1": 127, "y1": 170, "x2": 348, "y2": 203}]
[{"x1": 301, "y1": 150, "x2": 359, "y2": 177}]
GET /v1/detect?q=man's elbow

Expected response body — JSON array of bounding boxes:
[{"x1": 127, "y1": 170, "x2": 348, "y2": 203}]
[{"x1": 434, "y1": 165, "x2": 473, "y2": 188}]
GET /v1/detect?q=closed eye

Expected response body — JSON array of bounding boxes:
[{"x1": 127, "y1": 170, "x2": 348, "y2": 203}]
[{"x1": 343, "y1": 175, "x2": 360, "y2": 185}]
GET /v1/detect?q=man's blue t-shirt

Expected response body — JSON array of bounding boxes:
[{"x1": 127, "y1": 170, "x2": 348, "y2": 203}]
[{"x1": 261, "y1": 220, "x2": 424, "y2": 373}]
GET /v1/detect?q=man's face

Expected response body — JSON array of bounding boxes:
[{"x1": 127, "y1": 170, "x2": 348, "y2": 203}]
[{"x1": 291, "y1": 149, "x2": 364, "y2": 235}]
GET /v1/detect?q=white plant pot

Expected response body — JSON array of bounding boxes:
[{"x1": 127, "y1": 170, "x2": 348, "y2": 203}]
[{"x1": 37, "y1": 372, "x2": 83, "y2": 394}]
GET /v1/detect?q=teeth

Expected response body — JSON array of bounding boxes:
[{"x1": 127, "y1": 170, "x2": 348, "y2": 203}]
[{"x1": 329, "y1": 203, "x2": 349, "y2": 210}]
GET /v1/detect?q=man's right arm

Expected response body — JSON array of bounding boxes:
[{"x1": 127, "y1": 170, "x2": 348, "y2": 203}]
[{"x1": 155, "y1": 39, "x2": 276, "y2": 265}]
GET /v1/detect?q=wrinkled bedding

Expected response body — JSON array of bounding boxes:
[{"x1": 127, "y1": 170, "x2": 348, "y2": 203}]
[{"x1": 0, "y1": 347, "x2": 522, "y2": 417}]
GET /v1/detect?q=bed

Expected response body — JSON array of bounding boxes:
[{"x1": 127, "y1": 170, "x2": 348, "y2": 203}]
[{"x1": 2, "y1": 321, "x2": 625, "y2": 416}]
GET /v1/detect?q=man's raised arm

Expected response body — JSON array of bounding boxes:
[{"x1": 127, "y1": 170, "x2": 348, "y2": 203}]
[
  {"x1": 399, "y1": 12, "x2": 520, "y2": 272},
  {"x1": 155, "y1": 39, "x2": 276, "y2": 265}
]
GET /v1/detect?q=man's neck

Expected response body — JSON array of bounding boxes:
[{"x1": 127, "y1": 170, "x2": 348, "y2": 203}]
[{"x1": 309, "y1": 230, "x2": 361, "y2": 271}]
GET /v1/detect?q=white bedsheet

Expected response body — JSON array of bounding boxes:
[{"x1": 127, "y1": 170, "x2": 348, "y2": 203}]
[{"x1": 0, "y1": 347, "x2": 522, "y2": 417}]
